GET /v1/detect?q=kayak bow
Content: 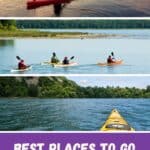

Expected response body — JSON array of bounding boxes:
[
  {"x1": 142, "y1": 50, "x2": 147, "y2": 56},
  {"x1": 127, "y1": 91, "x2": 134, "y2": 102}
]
[{"x1": 100, "y1": 109, "x2": 134, "y2": 131}]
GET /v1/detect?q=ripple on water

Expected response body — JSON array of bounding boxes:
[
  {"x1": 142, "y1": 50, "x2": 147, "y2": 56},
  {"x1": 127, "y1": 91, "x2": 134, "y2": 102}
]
[{"x1": 0, "y1": 98, "x2": 149, "y2": 131}]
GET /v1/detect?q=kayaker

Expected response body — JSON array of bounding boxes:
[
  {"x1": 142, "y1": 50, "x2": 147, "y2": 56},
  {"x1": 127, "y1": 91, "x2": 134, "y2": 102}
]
[
  {"x1": 54, "y1": 4, "x2": 62, "y2": 16},
  {"x1": 111, "y1": 52, "x2": 116, "y2": 60},
  {"x1": 62, "y1": 57, "x2": 69, "y2": 65},
  {"x1": 107, "y1": 55, "x2": 115, "y2": 63},
  {"x1": 18, "y1": 60, "x2": 27, "y2": 70},
  {"x1": 51, "y1": 52, "x2": 60, "y2": 63}
]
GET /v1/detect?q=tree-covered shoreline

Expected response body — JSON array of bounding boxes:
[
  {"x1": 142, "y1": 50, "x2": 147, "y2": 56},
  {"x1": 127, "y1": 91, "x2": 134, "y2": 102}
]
[
  {"x1": 0, "y1": 20, "x2": 16, "y2": 30},
  {"x1": 1, "y1": 20, "x2": 150, "y2": 30},
  {"x1": 16, "y1": 20, "x2": 150, "y2": 29},
  {"x1": 0, "y1": 20, "x2": 150, "y2": 38},
  {"x1": 0, "y1": 77, "x2": 150, "y2": 98},
  {"x1": 0, "y1": 20, "x2": 117, "y2": 38}
]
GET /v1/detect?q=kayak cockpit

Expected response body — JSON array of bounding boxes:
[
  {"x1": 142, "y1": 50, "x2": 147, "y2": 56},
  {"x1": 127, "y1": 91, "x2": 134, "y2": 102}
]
[{"x1": 105, "y1": 124, "x2": 131, "y2": 131}]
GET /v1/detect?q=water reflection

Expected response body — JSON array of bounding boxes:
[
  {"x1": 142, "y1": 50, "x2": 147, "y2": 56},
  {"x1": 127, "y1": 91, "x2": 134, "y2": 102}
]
[{"x1": 0, "y1": 40, "x2": 14, "y2": 47}]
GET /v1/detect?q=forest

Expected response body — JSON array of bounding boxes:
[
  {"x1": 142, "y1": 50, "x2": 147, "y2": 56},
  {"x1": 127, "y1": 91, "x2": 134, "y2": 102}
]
[
  {"x1": 16, "y1": 20, "x2": 150, "y2": 29},
  {"x1": 0, "y1": 77, "x2": 150, "y2": 98},
  {"x1": 0, "y1": 20, "x2": 16, "y2": 30},
  {"x1": 1, "y1": 20, "x2": 150, "y2": 29}
]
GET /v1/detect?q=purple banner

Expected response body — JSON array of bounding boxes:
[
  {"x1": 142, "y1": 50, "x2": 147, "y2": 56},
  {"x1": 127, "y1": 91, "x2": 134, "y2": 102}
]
[{"x1": 0, "y1": 133, "x2": 149, "y2": 150}]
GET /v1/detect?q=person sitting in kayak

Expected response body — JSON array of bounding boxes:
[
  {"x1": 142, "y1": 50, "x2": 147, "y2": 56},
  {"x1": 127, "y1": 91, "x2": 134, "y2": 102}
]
[
  {"x1": 63, "y1": 57, "x2": 69, "y2": 65},
  {"x1": 107, "y1": 55, "x2": 115, "y2": 63},
  {"x1": 18, "y1": 60, "x2": 27, "y2": 70},
  {"x1": 51, "y1": 52, "x2": 60, "y2": 63}
]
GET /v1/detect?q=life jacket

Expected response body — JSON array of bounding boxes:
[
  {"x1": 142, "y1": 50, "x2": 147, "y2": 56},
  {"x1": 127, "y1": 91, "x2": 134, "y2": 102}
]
[
  {"x1": 18, "y1": 62, "x2": 27, "y2": 69},
  {"x1": 107, "y1": 58, "x2": 113, "y2": 63},
  {"x1": 51, "y1": 56, "x2": 59, "y2": 63},
  {"x1": 63, "y1": 59, "x2": 69, "y2": 64}
]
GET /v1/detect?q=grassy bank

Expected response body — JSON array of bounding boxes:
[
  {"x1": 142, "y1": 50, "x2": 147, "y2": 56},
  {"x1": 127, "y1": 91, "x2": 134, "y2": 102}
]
[{"x1": 0, "y1": 29, "x2": 119, "y2": 39}]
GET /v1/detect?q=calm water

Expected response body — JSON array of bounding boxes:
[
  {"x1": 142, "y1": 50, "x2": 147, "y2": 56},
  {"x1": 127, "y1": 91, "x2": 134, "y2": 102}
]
[
  {"x1": 0, "y1": 0, "x2": 150, "y2": 17},
  {"x1": 40, "y1": 29, "x2": 150, "y2": 39},
  {"x1": 0, "y1": 98, "x2": 149, "y2": 131},
  {"x1": 0, "y1": 29, "x2": 150, "y2": 74}
]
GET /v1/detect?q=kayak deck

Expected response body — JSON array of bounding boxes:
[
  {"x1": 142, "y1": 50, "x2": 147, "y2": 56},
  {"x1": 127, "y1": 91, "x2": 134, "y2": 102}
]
[
  {"x1": 42, "y1": 61, "x2": 78, "y2": 67},
  {"x1": 97, "y1": 60, "x2": 123, "y2": 66},
  {"x1": 41, "y1": 61, "x2": 58, "y2": 65},
  {"x1": 100, "y1": 109, "x2": 134, "y2": 131},
  {"x1": 53, "y1": 62, "x2": 78, "y2": 67},
  {"x1": 11, "y1": 66, "x2": 32, "y2": 73}
]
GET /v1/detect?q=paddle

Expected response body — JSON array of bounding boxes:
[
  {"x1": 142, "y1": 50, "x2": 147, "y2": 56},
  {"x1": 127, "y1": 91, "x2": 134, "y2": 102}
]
[
  {"x1": 16, "y1": 56, "x2": 30, "y2": 68},
  {"x1": 69, "y1": 56, "x2": 75, "y2": 60},
  {"x1": 16, "y1": 56, "x2": 21, "y2": 61}
]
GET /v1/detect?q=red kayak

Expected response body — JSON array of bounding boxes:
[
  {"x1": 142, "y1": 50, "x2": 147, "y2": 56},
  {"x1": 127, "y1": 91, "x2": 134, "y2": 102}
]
[{"x1": 27, "y1": 0, "x2": 71, "y2": 9}]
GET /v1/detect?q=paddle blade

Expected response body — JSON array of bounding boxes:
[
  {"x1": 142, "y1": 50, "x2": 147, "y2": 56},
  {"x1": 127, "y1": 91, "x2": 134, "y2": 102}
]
[
  {"x1": 70, "y1": 56, "x2": 75, "y2": 60},
  {"x1": 16, "y1": 56, "x2": 21, "y2": 60}
]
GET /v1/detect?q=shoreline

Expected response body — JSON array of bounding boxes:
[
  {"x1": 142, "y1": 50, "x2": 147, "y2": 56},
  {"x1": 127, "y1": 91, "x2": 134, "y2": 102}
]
[{"x1": 0, "y1": 29, "x2": 124, "y2": 39}]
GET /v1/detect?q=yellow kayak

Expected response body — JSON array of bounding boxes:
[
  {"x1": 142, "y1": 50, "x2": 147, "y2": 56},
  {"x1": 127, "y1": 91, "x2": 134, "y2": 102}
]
[
  {"x1": 41, "y1": 61, "x2": 58, "y2": 65},
  {"x1": 97, "y1": 60, "x2": 123, "y2": 66},
  {"x1": 41, "y1": 61, "x2": 78, "y2": 67},
  {"x1": 53, "y1": 62, "x2": 78, "y2": 68},
  {"x1": 100, "y1": 109, "x2": 134, "y2": 131}
]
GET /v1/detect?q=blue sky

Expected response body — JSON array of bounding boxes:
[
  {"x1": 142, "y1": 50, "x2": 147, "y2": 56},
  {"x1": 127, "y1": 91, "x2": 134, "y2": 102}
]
[{"x1": 67, "y1": 76, "x2": 150, "y2": 88}]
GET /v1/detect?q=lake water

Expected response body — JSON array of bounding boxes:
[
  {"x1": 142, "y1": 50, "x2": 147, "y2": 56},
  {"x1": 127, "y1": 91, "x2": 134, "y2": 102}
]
[
  {"x1": 0, "y1": 0, "x2": 150, "y2": 17},
  {"x1": 0, "y1": 29, "x2": 150, "y2": 74},
  {"x1": 0, "y1": 98, "x2": 149, "y2": 131}
]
